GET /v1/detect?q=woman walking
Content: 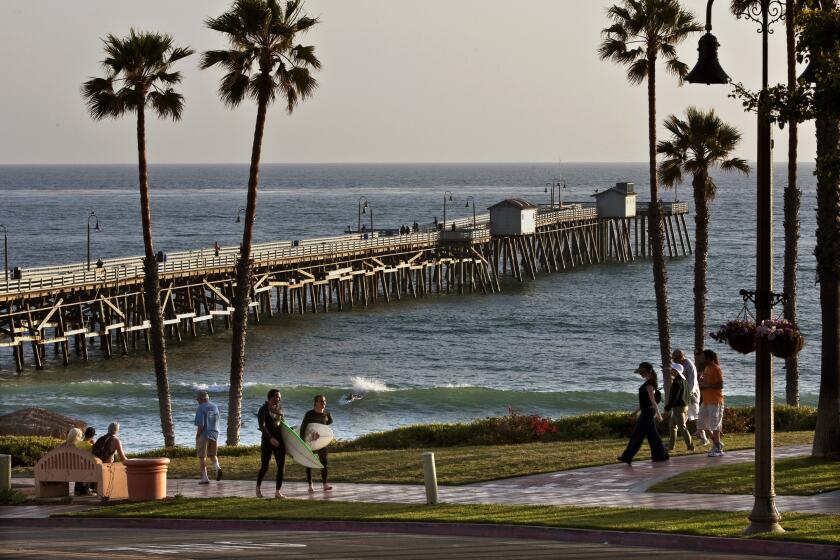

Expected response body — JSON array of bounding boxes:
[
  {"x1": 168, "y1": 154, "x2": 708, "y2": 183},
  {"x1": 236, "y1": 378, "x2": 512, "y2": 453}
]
[
  {"x1": 256, "y1": 388, "x2": 287, "y2": 498},
  {"x1": 618, "y1": 362, "x2": 670, "y2": 464}
]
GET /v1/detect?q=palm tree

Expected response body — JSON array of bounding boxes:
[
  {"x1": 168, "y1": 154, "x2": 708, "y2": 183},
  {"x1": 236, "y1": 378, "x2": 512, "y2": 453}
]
[
  {"x1": 82, "y1": 30, "x2": 193, "y2": 448},
  {"x1": 599, "y1": 0, "x2": 702, "y2": 385},
  {"x1": 202, "y1": 0, "x2": 320, "y2": 445},
  {"x1": 803, "y1": 0, "x2": 840, "y2": 459},
  {"x1": 657, "y1": 107, "x2": 751, "y2": 354}
]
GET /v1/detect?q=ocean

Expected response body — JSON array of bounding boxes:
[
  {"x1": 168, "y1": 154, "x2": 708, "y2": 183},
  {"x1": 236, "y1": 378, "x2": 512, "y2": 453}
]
[{"x1": 0, "y1": 162, "x2": 823, "y2": 449}]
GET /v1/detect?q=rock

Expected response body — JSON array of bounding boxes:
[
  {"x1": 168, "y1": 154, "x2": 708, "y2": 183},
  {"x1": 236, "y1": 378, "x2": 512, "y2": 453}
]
[{"x1": 0, "y1": 408, "x2": 86, "y2": 439}]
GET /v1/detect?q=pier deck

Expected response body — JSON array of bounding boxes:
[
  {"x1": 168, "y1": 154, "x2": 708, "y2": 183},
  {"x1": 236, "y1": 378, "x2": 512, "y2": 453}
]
[{"x1": 0, "y1": 201, "x2": 690, "y2": 372}]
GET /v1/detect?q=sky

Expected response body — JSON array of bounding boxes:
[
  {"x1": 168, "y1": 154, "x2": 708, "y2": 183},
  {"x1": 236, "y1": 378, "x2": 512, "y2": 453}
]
[{"x1": 0, "y1": 0, "x2": 815, "y2": 165}]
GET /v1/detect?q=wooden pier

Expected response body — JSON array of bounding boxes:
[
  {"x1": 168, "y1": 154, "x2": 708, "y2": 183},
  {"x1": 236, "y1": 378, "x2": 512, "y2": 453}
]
[{"x1": 0, "y1": 201, "x2": 690, "y2": 372}]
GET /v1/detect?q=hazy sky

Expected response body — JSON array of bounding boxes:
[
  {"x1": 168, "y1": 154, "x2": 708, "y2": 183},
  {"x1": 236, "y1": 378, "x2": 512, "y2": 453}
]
[{"x1": 0, "y1": 0, "x2": 814, "y2": 164}]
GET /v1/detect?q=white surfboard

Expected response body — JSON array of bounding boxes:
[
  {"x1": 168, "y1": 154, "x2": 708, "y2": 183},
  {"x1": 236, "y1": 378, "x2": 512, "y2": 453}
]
[
  {"x1": 304, "y1": 423, "x2": 335, "y2": 451},
  {"x1": 279, "y1": 422, "x2": 323, "y2": 469}
]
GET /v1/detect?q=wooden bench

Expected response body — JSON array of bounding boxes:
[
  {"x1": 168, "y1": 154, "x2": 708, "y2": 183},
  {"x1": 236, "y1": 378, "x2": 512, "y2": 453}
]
[{"x1": 34, "y1": 446, "x2": 128, "y2": 499}]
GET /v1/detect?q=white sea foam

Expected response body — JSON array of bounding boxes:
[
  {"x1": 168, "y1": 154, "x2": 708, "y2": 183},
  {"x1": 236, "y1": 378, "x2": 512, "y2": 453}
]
[{"x1": 350, "y1": 376, "x2": 392, "y2": 393}]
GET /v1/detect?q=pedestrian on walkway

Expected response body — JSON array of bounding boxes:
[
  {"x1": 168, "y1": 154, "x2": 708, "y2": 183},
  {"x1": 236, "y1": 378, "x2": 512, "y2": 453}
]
[
  {"x1": 618, "y1": 362, "x2": 669, "y2": 464},
  {"x1": 673, "y1": 349, "x2": 700, "y2": 429},
  {"x1": 698, "y1": 349, "x2": 726, "y2": 457},
  {"x1": 256, "y1": 388, "x2": 287, "y2": 498},
  {"x1": 664, "y1": 363, "x2": 694, "y2": 452},
  {"x1": 195, "y1": 390, "x2": 222, "y2": 484},
  {"x1": 300, "y1": 394, "x2": 333, "y2": 493}
]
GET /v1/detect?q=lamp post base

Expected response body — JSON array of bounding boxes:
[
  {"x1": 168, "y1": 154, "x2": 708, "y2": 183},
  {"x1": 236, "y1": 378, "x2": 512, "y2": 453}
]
[{"x1": 745, "y1": 497, "x2": 784, "y2": 534}]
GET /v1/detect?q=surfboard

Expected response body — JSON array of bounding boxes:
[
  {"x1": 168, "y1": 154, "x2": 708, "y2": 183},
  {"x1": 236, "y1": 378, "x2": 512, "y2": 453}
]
[
  {"x1": 303, "y1": 423, "x2": 335, "y2": 451},
  {"x1": 279, "y1": 422, "x2": 323, "y2": 469}
]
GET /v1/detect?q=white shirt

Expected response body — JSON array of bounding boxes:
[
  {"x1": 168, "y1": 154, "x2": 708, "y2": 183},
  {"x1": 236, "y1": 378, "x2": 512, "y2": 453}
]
[{"x1": 682, "y1": 358, "x2": 700, "y2": 397}]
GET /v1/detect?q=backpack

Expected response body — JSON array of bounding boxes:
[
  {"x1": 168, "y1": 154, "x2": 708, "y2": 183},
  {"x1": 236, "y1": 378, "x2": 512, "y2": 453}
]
[{"x1": 91, "y1": 434, "x2": 112, "y2": 461}]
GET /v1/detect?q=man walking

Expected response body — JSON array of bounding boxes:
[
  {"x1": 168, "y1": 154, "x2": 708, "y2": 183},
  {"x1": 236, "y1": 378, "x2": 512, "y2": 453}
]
[
  {"x1": 195, "y1": 390, "x2": 222, "y2": 484},
  {"x1": 698, "y1": 349, "x2": 726, "y2": 457},
  {"x1": 664, "y1": 363, "x2": 693, "y2": 452},
  {"x1": 673, "y1": 349, "x2": 702, "y2": 443}
]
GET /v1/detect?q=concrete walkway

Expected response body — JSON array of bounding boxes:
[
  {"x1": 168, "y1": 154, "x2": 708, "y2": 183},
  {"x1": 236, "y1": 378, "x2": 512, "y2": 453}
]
[{"x1": 4, "y1": 444, "x2": 839, "y2": 519}]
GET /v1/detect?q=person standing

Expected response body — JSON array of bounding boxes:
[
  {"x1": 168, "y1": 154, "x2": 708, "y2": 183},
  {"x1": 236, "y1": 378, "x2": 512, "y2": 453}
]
[
  {"x1": 195, "y1": 390, "x2": 222, "y2": 484},
  {"x1": 256, "y1": 388, "x2": 287, "y2": 498},
  {"x1": 618, "y1": 362, "x2": 669, "y2": 464},
  {"x1": 673, "y1": 349, "x2": 701, "y2": 437},
  {"x1": 699, "y1": 349, "x2": 726, "y2": 457},
  {"x1": 664, "y1": 363, "x2": 693, "y2": 452},
  {"x1": 299, "y1": 395, "x2": 333, "y2": 493}
]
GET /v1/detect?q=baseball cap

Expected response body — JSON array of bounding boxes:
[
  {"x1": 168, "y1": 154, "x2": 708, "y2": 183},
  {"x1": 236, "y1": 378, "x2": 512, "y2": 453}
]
[{"x1": 634, "y1": 362, "x2": 653, "y2": 374}]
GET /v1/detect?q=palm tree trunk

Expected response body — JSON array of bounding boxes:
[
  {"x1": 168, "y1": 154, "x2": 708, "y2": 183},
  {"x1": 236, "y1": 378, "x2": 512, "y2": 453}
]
[
  {"x1": 227, "y1": 86, "x2": 269, "y2": 446},
  {"x1": 693, "y1": 174, "x2": 709, "y2": 355},
  {"x1": 647, "y1": 54, "x2": 673, "y2": 391},
  {"x1": 136, "y1": 98, "x2": 175, "y2": 447},
  {"x1": 812, "y1": 94, "x2": 840, "y2": 459},
  {"x1": 783, "y1": 0, "x2": 800, "y2": 407}
]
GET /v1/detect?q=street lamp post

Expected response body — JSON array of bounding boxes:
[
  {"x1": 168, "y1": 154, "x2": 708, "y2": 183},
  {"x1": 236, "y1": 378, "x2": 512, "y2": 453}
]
[
  {"x1": 358, "y1": 196, "x2": 369, "y2": 233},
  {"x1": 86, "y1": 210, "x2": 101, "y2": 271},
  {"x1": 0, "y1": 225, "x2": 7, "y2": 283},
  {"x1": 465, "y1": 196, "x2": 477, "y2": 230},
  {"x1": 443, "y1": 191, "x2": 454, "y2": 231},
  {"x1": 544, "y1": 180, "x2": 566, "y2": 207},
  {"x1": 686, "y1": 0, "x2": 784, "y2": 534},
  {"x1": 235, "y1": 207, "x2": 246, "y2": 223}
]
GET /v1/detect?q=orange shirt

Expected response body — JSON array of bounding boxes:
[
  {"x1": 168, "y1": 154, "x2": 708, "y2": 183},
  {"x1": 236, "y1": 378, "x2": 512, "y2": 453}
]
[{"x1": 701, "y1": 364, "x2": 724, "y2": 405}]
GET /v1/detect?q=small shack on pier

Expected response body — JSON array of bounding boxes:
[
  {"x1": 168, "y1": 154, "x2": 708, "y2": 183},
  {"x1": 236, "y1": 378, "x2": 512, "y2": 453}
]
[
  {"x1": 591, "y1": 182, "x2": 637, "y2": 218},
  {"x1": 488, "y1": 198, "x2": 537, "y2": 236}
]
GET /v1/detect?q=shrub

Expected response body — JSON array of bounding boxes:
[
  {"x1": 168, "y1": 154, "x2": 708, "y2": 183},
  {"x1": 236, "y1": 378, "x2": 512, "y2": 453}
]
[
  {"x1": 0, "y1": 488, "x2": 26, "y2": 505},
  {"x1": 0, "y1": 435, "x2": 62, "y2": 467},
  {"x1": 131, "y1": 444, "x2": 261, "y2": 459}
]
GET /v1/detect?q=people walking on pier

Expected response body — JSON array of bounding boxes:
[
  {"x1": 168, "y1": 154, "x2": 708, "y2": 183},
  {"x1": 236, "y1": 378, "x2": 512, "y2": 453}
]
[
  {"x1": 195, "y1": 390, "x2": 222, "y2": 484},
  {"x1": 664, "y1": 363, "x2": 693, "y2": 452},
  {"x1": 698, "y1": 349, "x2": 726, "y2": 457},
  {"x1": 617, "y1": 362, "x2": 669, "y2": 464},
  {"x1": 300, "y1": 394, "x2": 333, "y2": 493},
  {"x1": 256, "y1": 388, "x2": 287, "y2": 498}
]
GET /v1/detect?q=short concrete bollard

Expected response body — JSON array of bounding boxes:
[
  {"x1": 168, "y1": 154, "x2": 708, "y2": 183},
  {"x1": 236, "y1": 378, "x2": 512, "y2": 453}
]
[
  {"x1": 422, "y1": 452, "x2": 438, "y2": 505},
  {"x1": 0, "y1": 455, "x2": 10, "y2": 493}
]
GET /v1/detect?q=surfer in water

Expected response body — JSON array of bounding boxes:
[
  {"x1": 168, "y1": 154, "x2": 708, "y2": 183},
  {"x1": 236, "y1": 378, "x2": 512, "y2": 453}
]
[
  {"x1": 300, "y1": 394, "x2": 333, "y2": 492},
  {"x1": 256, "y1": 388, "x2": 287, "y2": 498}
]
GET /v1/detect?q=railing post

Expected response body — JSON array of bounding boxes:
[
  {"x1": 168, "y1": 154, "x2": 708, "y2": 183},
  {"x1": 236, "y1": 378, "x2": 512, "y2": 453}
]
[{"x1": 421, "y1": 452, "x2": 439, "y2": 505}]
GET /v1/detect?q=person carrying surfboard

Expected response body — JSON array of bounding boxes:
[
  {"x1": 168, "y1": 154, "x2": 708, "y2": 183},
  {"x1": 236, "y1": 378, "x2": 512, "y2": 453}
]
[
  {"x1": 256, "y1": 388, "x2": 287, "y2": 498},
  {"x1": 299, "y1": 394, "x2": 334, "y2": 492}
]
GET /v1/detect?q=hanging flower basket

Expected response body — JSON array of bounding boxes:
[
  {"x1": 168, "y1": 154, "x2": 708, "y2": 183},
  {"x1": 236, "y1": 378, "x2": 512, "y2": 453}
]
[
  {"x1": 710, "y1": 319, "x2": 757, "y2": 355},
  {"x1": 758, "y1": 319, "x2": 805, "y2": 359}
]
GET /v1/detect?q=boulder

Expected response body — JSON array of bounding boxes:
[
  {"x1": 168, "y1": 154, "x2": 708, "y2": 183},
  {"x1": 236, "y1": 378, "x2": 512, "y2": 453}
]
[{"x1": 0, "y1": 408, "x2": 86, "y2": 439}]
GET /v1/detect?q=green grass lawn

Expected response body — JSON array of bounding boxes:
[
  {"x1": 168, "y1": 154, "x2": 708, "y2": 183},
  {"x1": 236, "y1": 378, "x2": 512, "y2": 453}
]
[
  {"x1": 649, "y1": 456, "x2": 840, "y2": 496},
  {"x1": 158, "y1": 431, "x2": 813, "y2": 486},
  {"x1": 63, "y1": 498, "x2": 840, "y2": 546}
]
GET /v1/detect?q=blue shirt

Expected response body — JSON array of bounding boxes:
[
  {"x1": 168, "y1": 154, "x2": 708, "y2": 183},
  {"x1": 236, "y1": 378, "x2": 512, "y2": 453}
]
[{"x1": 195, "y1": 401, "x2": 220, "y2": 441}]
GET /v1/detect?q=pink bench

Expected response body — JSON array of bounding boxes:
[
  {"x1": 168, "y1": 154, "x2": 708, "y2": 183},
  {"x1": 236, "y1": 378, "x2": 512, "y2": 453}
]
[{"x1": 34, "y1": 446, "x2": 128, "y2": 499}]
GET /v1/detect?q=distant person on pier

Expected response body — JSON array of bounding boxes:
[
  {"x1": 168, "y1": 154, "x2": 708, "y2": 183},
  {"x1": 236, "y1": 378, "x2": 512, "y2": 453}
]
[
  {"x1": 412, "y1": 221, "x2": 418, "y2": 233},
  {"x1": 256, "y1": 388, "x2": 287, "y2": 498},
  {"x1": 617, "y1": 362, "x2": 669, "y2": 464},
  {"x1": 673, "y1": 349, "x2": 700, "y2": 440},
  {"x1": 698, "y1": 349, "x2": 726, "y2": 457},
  {"x1": 214, "y1": 242, "x2": 220, "y2": 257},
  {"x1": 664, "y1": 363, "x2": 693, "y2": 452},
  {"x1": 195, "y1": 390, "x2": 222, "y2": 484},
  {"x1": 300, "y1": 394, "x2": 333, "y2": 493},
  {"x1": 96, "y1": 258, "x2": 104, "y2": 268},
  {"x1": 91, "y1": 422, "x2": 128, "y2": 464}
]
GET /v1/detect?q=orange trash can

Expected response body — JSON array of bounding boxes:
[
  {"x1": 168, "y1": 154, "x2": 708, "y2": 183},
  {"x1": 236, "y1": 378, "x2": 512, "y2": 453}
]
[{"x1": 124, "y1": 458, "x2": 170, "y2": 501}]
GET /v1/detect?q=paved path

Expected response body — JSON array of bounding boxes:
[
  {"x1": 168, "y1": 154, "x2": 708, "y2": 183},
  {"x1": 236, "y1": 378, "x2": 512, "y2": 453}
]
[{"x1": 5, "y1": 444, "x2": 839, "y2": 519}]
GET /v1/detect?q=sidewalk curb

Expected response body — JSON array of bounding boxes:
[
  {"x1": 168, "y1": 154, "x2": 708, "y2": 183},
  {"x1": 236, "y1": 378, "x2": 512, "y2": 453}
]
[{"x1": 2, "y1": 517, "x2": 837, "y2": 559}]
